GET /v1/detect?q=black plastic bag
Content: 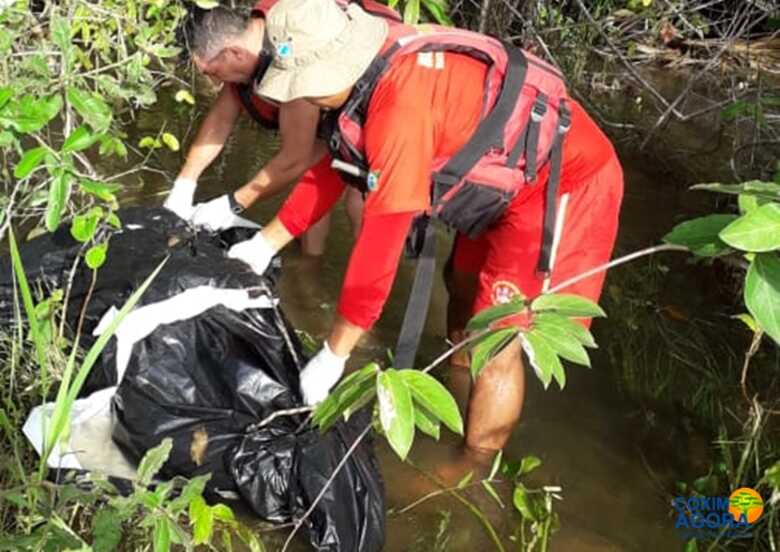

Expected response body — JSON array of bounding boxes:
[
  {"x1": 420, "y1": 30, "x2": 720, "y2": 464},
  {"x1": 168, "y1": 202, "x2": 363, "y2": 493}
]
[{"x1": 3, "y1": 208, "x2": 385, "y2": 551}]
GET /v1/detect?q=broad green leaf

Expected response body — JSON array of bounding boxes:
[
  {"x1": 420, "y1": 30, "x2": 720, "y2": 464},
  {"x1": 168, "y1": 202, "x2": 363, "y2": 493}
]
[
  {"x1": 0, "y1": 94, "x2": 62, "y2": 133},
  {"x1": 70, "y1": 209, "x2": 101, "y2": 243},
  {"x1": 513, "y1": 485, "x2": 537, "y2": 521},
  {"x1": 313, "y1": 363, "x2": 379, "y2": 431},
  {"x1": 92, "y1": 508, "x2": 123, "y2": 552},
  {"x1": 212, "y1": 503, "x2": 235, "y2": 523},
  {"x1": 520, "y1": 331, "x2": 562, "y2": 389},
  {"x1": 79, "y1": 179, "x2": 119, "y2": 202},
  {"x1": 720, "y1": 203, "x2": 780, "y2": 252},
  {"x1": 519, "y1": 455, "x2": 542, "y2": 475},
  {"x1": 14, "y1": 146, "x2": 47, "y2": 179},
  {"x1": 533, "y1": 312, "x2": 596, "y2": 348},
  {"x1": 161, "y1": 132, "x2": 179, "y2": 152},
  {"x1": 466, "y1": 297, "x2": 525, "y2": 331},
  {"x1": 662, "y1": 214, "x2": 736, "y2": 257},
  {"x1": 62, "y1": 126, "x2": 95, "y2": 153},
  {"x1": 481, "y1": 480, "x2": 504, "y2": 508},
  {"x1": 194, "y1": 0, "x2": 219, "y2": 8},
  {"x1": 532, "y1": 322, "x2": 590, "y2": 367},
  {"x1": 470, "y1": 327, "x2": 517, "y2": 379},
  {"x1": 403, "y1": 0, "x2": 420, "y2": 24},
  {"x1": 45, "y1": 171, "x2": 71, "y2": 232},
  {"x1": 399, "y1": 370, "x2": 463, "y2": 435},
  {"x1": 745, "y1": 254, "x2": 780, "y2": 344},
  {"x1": 189, "y1": 496, "x2": 214, "y2": 545},
  {"x1": 137, "y1": 438, "x2": 172, "y2": 486},
  {"x1": 67, "y1": 87, "x2": 112, "y2": 132},
  {"x1": 50, "y1": 15, "x2": 72, "y2": 54},
  {"x1": 377, "y1": 369, "x2": 415, "y2": 460},
  {"x1": 414, "y1": 404, "x2": 440, "y2": 440},
  {"x1": 738, "y1": 194, "x2": 769, "y2": 214},
  {"x1": 86, "y1": 243, "x2": 108, "y2": 270},
  {"x1": 168, "y1": 474, "x2": 211, "y2": 513},
  {"x1": 175, "y1": 90, "x2": 196, "y2": 105},
  {"x1": 684, "y1": 539, "x2": 699, "y2": 552},
  {"x1": 530, "y1": 293, "x2": 606, "y2": 318},
  {"x1": 691, "y1": 180, "x2": 780, "y2": 202},
  {"x1": 153, "y1": 518, "x2": 171, "y2": 552}
]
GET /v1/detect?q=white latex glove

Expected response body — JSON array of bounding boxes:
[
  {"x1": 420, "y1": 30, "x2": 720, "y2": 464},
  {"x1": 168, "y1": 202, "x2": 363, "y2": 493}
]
[
  {"x1": 226, "y1": 231, "x2": 277, "y2": 275},
  {"x1": 300, "y1": 342, "x2": 348, "y2": 405},
  {"x1": 163, "y1": 177, "x2": 197, "y2": 220},
  {"x1": 190, "y1": 194, "x2": 240, "y2": 232}
]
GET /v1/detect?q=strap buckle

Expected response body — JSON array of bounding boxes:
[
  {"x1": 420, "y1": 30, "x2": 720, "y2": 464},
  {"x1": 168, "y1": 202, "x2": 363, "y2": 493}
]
[{"x1": 531, "y1": 97, "x2": 547, "y2": 123}]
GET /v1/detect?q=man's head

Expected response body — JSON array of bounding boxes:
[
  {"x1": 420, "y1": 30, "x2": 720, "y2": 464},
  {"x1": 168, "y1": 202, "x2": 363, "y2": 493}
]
[
  {"x1": 191, "y1": 7, "x2": 265, "y2": 85},
  {"x1": 255, "y1": 0, "x2": 388, "y2": 109}
]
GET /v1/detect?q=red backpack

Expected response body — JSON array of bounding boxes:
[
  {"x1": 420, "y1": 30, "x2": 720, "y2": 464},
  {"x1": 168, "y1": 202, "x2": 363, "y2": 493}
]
[{"x1": 325, "y1": 23, "x2": 572, "y2": 368}]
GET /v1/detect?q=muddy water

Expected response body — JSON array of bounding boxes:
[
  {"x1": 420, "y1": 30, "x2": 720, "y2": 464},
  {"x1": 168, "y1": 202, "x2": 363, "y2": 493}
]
[{"x1": 111, "y1": 83, "x2": 727, "y2": 551}]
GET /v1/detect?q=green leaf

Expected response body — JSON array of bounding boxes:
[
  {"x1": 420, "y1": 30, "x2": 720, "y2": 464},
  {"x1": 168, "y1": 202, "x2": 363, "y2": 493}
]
[
  {"x1": 466, "y1": 297, "x2": 525, "y2": 331},
  {"x1": 513, "y1": 485, "x2": 537, "y2": 521},
  {"x1": 139, "y1": 136, "x2": 160, "y2": 149},
  {"x1": 168, "y1": 474, "x2": 211, "y2": 513},
  {"x1": 175, "y1": 90, "x2": 196, "y2": 105},
  {"x1": 153, "y1": 518, "x2": 171, "y2": 552},
  {"x1": 531, "y1": 321, "x2": 590, "y2": 367},
  {"x1": 732, "y1": 313, "x2": 758, "y2": 333},
  {"x1": 413, "y1": 404, "x2": 440, "y2": 440},
  {"x1": 92, "y1": 509, "x2": 123, "y2": 552},
  {"x1": 79, "y1": 179, "x2": 119, "y2": 202},
  {"x1": 194, "y1": 0, "x2": 219, "y2": 8},
  {"x1": 738, "y1": 193, "x2": 769, "y2": 214},
  {"x1": 488, "y1": 450, "x2": 503, "y2": 480},
  {"x1": 212, "y1": 503, "x2": 235, "y2": 523},
  {"x1": 745, "y1": 254, "x2": 780, "y2": 345},
  {"x1": 481, "y1": 480, "x2": 504, "y2": 508},
  {"x1": 70, "y1": 209, "x2": 101, "y2": 243},
  {"x1": 161, "y1": 132, "x2": 179, "y2": 152},
  {"x1": 530, "y1": 293, "x2": 606, "y2": 318},
  {"x1": 533, "y1": 312, "x2": 596, "y2": 348},
  {"x1": 421, "y1": 0, "x2": 453, "y2": 25},
  {"x1": 1, "y1": 94, "x2": 62, "y2": 133},
  {"x1": 313, "y1": 363, "x2": 379, "y2": 432},
  {"x1": 50, "y1": 15, "x2": 72, "y2": 54},
  {"x1": 403, "y1": 0, "x2": 420, "y2": 24},
  {"x1": 0, "y1": 87, "x2": 12, "y2": 110},
  {"x1": 14, "y1": 146, "x2": 48, "y2": 179},
  {"x1": 137, "y1": 438, "x2": 172, "y2": 486},
  {"x1": 684, "y1": 539, "x2": 699, "y2": 552},
  {"x1": 399, "y1": 370, "x2": 463, "y2": 435},
  {"x1": 45, "y1": 171, "x2": 71, "y2": 232},
  {"x1": 720, "y1": 203, "x2": 780, "y2": 252},
  {"x1": 67, "y1": 87, "x2": 112, "y2": 132},
  {"x1": 691, "y1": 180, "x2": 780, "y2": 202},
  {"x1": 520, "y1": 330, "x2": 562, "y2": 389},
  {"x1": 457, "y1": 471, "x2": 474, "y2": 489},
  {"x1": 189, "y1": 496, "x2": 214, "y2": 545},
  {"x1": 377, "y1": 369, "x2": 415, "y2": 460},
  {"x1": 470, "y1": 327, "x2": 517, "y2": 379},
  {"x1": 62, "y1": 126, "x2": 95, "y2": 153},
  {"x1": 519, "y1": 455, "x2": 542, "y2": 475},
  {"x1": 662, "y1": 214, "x2": 737, "y2": 257},
  {"x1": 85, "y1": 242, "x2": 108, "y2": 270}
]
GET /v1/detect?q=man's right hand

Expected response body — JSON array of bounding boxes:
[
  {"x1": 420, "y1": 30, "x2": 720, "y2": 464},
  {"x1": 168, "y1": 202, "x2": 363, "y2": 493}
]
[{"x1": 163, "y1": 177, "x2": 197, "y2": 220}]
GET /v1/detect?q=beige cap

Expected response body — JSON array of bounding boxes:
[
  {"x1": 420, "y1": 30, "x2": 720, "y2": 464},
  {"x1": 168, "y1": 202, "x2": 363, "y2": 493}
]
[{"x1": 256, "y1": 0, "x2": 389, "y2": 103}]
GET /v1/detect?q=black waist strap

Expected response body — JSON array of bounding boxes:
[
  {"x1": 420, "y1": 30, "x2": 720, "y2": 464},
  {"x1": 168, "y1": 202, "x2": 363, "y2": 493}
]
[
  {"x1": 393, "y1": 217, "x2": 437, "y2": 369},
  {"x1": 536, "y1": 100, "x2": 571, "y2": 276}
]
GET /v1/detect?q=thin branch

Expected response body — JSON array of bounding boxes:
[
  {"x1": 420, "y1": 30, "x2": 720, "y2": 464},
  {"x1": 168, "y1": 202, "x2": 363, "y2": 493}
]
[
  {"x1": 280, "y1": 424, "x2": 372, "y2": 552},
  {"x1": 545, "y1": 244, "x2": 689, "y2": 296}
]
